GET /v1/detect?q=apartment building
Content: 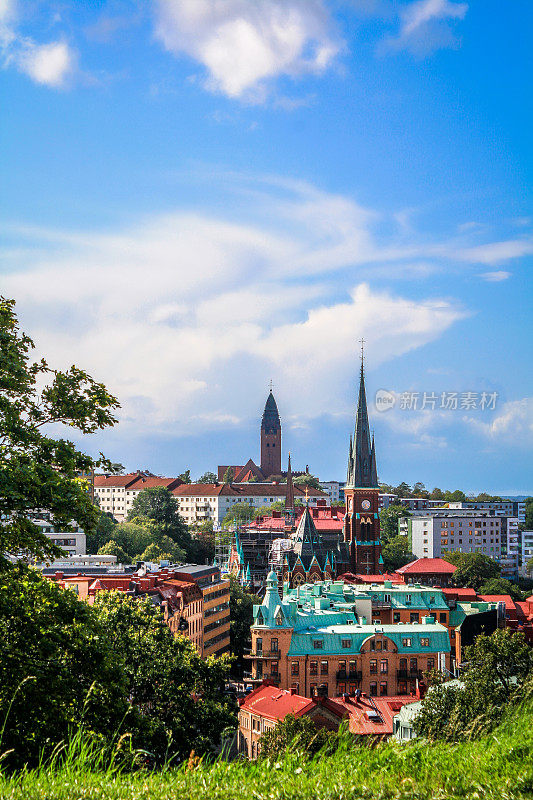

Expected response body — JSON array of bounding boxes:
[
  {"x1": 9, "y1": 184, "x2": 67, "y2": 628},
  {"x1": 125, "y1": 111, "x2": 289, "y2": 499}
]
[
  {"x1": 93, "y1": 473, "x2": 183, "y2": 521},
  {"x1": 403, "y1": 510, "x2": 503, "y2": 561},
  {"x1": 448, "y1": 500, "x2": 526, "y2": 522},
  {"x1": 32, "y1": 519, "x2": 86, "y2": 557},
  {"x1": 171, "y1": 564, "x2": 231, "y2": 657},
  {"x1": 172, "y1": 483, "x2": 327, "y2": 526}
]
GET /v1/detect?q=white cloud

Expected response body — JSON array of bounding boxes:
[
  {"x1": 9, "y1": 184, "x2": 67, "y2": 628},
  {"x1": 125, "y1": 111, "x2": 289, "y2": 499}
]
[
  {"x1": 465, "y1": 398, "x2": 533, "y2": 444},
  {"x1": 152, "y1": 0, "x2": 342, "y2": 101},
  {"x1": 2, "y1": 177, "x2": 466, "y2": 436},
  {"x1": 0, "y1": 0, "x2": 75, "y2": 88},
  {"x1": 459, "y1": 239, "x2": 533, "y2": 265},
  {"x1": 480, "y1": 270, "x2": 511, "y2": 283},
  {"x1": 382, "y1": 0, "x2": 468, "y2": 55}
]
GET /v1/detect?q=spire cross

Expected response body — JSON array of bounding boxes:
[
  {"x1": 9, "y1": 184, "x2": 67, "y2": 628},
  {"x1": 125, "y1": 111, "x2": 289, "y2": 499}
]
[
  {"x1": 305, "y1": 486, "x2": 309, "y2": 502},
  {"x1": 360, "y1": 337, "x2": 365, "y2": 365}
]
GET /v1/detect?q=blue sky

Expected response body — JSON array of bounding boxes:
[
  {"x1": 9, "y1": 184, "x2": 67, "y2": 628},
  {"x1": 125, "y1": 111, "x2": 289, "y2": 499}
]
[{"x1": 1, "y1": 0, "x2": 532, "y2": 494}]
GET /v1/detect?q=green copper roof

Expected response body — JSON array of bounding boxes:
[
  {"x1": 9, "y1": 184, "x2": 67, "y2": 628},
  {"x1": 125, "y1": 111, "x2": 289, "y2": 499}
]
[{"x1": 287, "y1": 622, "x2": 450, "y2": 656}]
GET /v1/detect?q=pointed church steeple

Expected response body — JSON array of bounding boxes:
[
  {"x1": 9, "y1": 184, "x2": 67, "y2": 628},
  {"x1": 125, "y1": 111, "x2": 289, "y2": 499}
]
[
  {"x1": 284, "y1": 452, "x2": 295, "y2": 527},
  {"x1": 346, "y1": 346, "x2": 377, "y2": 488},
  {"x1": 260, "y1": 387, "x2": 282, "y2": 477}
]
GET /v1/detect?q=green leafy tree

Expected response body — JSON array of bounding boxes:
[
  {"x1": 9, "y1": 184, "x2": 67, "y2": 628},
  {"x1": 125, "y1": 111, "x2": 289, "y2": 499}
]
[
  {"x1": 196, "y1": 471, "x2": 217, "y2": 483},
  {"x1": 293, "y1": 473, "x2": 321, "y2": 489},
  {"x1": 177, "y1": 469, "x2": 192, "y2": 484},
  {"x1": 478, "y1": 577, "x2": 524, "y2": 601},
  {"x1": 259, "y1": 713, "x2": 337, "y2": 760},
  {"x1": 97, "y1": 540, "x2": 130, "y2": 563},
  {"x1": 108, "y1": 462, "x2": 125, "y2": 474},
  {"x1": 0, "y1": 565, "x2": 126, "y2": 769},
  {"x1": 379, "y1": 504, "x2": 410, "y2": 545},
  {"x1": 221, "y1": 503, "x2": 255, "y2": 527},
  {"x1": 443, "y1": 552, "x2": 501, "y2": 592},
  {"x1": 524, "y1": 497, "x2": 533, "y2": 530},
  {"x1": 229, "y1": 576, "x2": 260, "y2": 674},
  {"x1": 137, "y1": 543, "x2": 174, "y2": 563},
  {"x1": 444, "y1": 489, "x2": 467, "y2": 502},
  {"x1": 128, "y1": 487, "x2": 191, "y2": 551},
  {"x1": 415, "y1": 629, "x2": 533, "y2": 741},
  {"x1": 93, "y1": 592, "x2": 236, "y2": 762},
  {"x1": 430, "y1": 487, "x2": 445, "y2": 500},
  {"x1": 412, "y1": 482, "x2": 428, "y2": 498},
  {"x1": 86, "y1": 510, "x2": 117, "y2": 554},
  {"x1": 0, "y1": 297, "x2": 119, "y2": 560},
  {"x1": 394, "y1": 482, "x2": 412, "y2": 498},
  {"x1": 222, "y1": 467, "x2": 235, "y2": 483},
  {"x1": 381, "y1": 535, "x2": 414, "y2": 572},
  {"x1": 527, "y1": 556, "x2": 533, "y2": 575}
]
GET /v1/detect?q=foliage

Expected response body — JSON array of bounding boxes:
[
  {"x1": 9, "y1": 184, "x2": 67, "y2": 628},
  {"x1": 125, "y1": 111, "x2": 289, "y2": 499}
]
[
  {"x1": 136, "y1": 543, "x2": 174, "y2": 563},
  {"x1": 442, "y1": 551, "x2": 501, "y2": 591},
  {"x1": 196, "y1": 471, "x2": 217, "y2": 484},
  {"x1": 478, "y1": 577, "x2": 524, "y2": 601},
  {"x1": 527, "y1": 556, "x2": 533, "y2": 575},
  {"x1": 229, "y1": 576, "x2": 260, "y2": 674},
  {"x1": 86, "y1": 510, "x2": 117, "y2": 554},
  {"x1": 381, "y1": 534, "x2": 414, "y2": 572},
  {"x1": 222, "y1": 467, "x2": 235, "y2": 483},
  {"x1": 524, "y1": 497, "x2": 533, "y2": 530},
  {"x1": 96, "y1": 517, "x2": 186, "y2": 563},
  {"x1": 1, "y1": 685, "x2": 533, "y2": 798},
  {"x1": 128, "y1": 487, "x2": 191, "y2": 553},
  {"x1": 0, "y1": 565, "x2": 127, "y2": 770},
  {"x1": 415, "y1": 629, "x2": 533, "y2": 741},
  {"x1": 259, "y1": 714, "x2": 338, "y2": 760},
  {"x1": 293, "y1": 473, "x2": 321, "y2": 490},
  {"x1": 97, "y1": 540, "x2": 130, "y2": 563},
  {"x1": 221, "y1": 503, "x2": 255, "y2": 527},
  {"x1": 379, "y1": 504, "x2": 410, "y2": 545},
  {"x1": 108, "y1": 463, "x2": 125, "y2": 474},
  {"x1": 177, "y1": 469, "x2": 192, "y2": 484},
  {"x1": 92, "y1": 592, "x2": 236, "y2": 763},
  {"x1": 0, "y1": 296, "x2": 119, "y2": 560}
]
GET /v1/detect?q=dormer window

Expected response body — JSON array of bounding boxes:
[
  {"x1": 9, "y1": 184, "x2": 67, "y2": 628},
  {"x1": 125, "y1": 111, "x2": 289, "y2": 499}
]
[
  {"x1": 275, "y1": 612, "x2": 283, "y2": 626},
  {"x1": 256, "y1": 610, "x2": 264, "y2": 625}
]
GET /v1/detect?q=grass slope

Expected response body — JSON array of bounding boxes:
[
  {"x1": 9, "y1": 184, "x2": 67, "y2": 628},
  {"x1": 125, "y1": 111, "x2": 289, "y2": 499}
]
[{"x1": 0, "y1": 693, "x2": 532, "y2": 800}]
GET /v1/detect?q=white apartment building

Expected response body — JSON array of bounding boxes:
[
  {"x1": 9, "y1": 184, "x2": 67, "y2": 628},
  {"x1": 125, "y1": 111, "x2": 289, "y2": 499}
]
[
  {"x1": 32, "y1": 519, "x2": 86, "y2": 557},
  {"x1": 319, "y1": 481, "x2": 342, "y2": 503},
  {"x1": 405, "y1": 510, "x2": 502, "y2": 561},
  {"x1": 93, "y1": 474, "x2": 182, "y2": 522},
  {"x1": 520, "y1": 531, "x2": 533, "y2": 575},
  {"x1": 173, "y1": 483, "x2": 328, "y2": 526},
  {"x1": 448, "y1": 500, "x2": 525, "y2": 522}
]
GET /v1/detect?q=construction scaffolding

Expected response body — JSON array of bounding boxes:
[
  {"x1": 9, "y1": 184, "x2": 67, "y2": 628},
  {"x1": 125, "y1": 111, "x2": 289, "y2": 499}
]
[{"x1": 214, "y1": 526, "x2": 232, "y2": 571}]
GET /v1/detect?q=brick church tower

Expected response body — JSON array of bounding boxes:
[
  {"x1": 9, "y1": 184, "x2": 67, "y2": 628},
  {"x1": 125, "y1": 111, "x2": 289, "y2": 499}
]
[
  {"x1": 260, "y1": 390, "x2": 281, "y2": 477},
  {"x1": 343, "y1": 352, "x2": 382, "y2": 575}
]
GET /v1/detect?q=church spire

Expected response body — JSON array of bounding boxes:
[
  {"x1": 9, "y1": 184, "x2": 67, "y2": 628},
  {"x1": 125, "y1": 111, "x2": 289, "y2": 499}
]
[
  {"x1": 346, "y1": 342, "x2": 377, "y2": 488},
  {"x1": 285, "y1": 452, "x2": 295, "y2": 511}
]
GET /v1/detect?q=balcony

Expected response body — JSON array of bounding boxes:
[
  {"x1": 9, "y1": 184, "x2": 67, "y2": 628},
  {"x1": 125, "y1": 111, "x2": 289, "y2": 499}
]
[
  {"x1": 244, "y1": 650, "x2": 280, "y2": 659},
  {"x1": 397, "y1": 669, "x2": 423, "y2": 680},
  {"x1": 336, "y1": 670, "x2": 362, "y2": 681}
]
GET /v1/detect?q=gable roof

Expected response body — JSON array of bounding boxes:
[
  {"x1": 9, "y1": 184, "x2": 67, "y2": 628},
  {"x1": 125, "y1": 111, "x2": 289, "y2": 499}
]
[
  {"x1": 240, "y1": 684, "x2": 315, "y2": 721},
  {"x1": 395, "y1": 558, "x2": 457, "y2": 575}
]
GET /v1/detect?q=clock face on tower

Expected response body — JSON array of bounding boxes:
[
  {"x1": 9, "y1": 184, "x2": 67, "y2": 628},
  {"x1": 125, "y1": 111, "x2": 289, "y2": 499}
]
[{"x1": 361, "y1": 499, "x2": 371, "y2": 510}]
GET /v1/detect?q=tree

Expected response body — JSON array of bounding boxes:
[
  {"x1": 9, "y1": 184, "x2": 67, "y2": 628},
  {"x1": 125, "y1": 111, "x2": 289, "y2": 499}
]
[
  {"x1": 415, "y1": 629, "x2": 533, "y2": 741},
  {"x1": 379, "y1": 504, "x2": 410, "y2": 545},
  {"x1": 0, "y1": 297, "x2": 119, "y2": 560},
  {"x1": 444, "y1": 489, "x2": 467, "y2": 502},
  {"x1": 222, "y1": 467, "x2": 235, "y2": 483},
  {"x1": 229, "y1": 576, "x2": 260, "y2": 674},
  {"x1": 527, "y1": 557, "x2": 533, "y2": 575},
  {"x1": 430, "y1": 487, "x2": 445, "y2": 500},
  {"x1": 0, "y1": 565, "x2": 126, "y2": 769},
  {"x1": 443, "y1": 552, "x2": 501, "y2": 592},
  {"x1": 478, "y1": 578, "x2": 524, "y2": 601},
  {"x1": 259, "y1": 714, "x2": 337, "y2": 760},
  {"x1": 221, "y1": 503, "x2": 255, "y2": 527},
  {"x1": 137, "y1": 543, "x2": 174, "y2": 563},
  {"x1": 128, "y1": 487, "x2": 190, "y2": 552},
  {"x1": 108, "y1": 462, "x2": 125, "y2": 474},
  {"x1": 196, "y1": 471, "x2": 217, "y2": 484},
  {"x1": 381, "y1": 535, "x2": 414, "y2": 572},
  {"x1": 412, "y1": 482, "x2": 428, "y2": 498},
  {"x1": 86, "y1": 510, "x2": 117, "y2": 554},
  {"x1": 97, "y1": 540, "x2": 130, "y2": 563},
  {"x1": 93, "y1": 592, "x2": 236, "y2": 762},
  {"x1": 178, "y1": 469, "x2": 192, "y2": 484},
  {"x1": 524, "y1": 497, "x2": 533, "y2": 530},
  {"x1": 294, "y1": 473, "x2": 321, "y2": 490},
  {"x1": 394, "y1": 482, "x2": 412, "y2": 498}
]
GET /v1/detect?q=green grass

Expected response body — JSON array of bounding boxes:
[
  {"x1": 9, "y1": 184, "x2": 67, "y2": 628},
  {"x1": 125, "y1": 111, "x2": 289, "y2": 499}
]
[{"x1": 0, "y1": 693, "x2": 532, "y2": 800}]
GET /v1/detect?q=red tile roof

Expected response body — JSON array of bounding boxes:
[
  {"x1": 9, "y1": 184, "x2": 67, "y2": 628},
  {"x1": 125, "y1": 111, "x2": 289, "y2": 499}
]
[
  {"x1": 331, "y1": 694, "x2": 419, "y2": 736},
  {"x1": 395, "y1": 558, "x2": 457, "y2": 575},
  {"x1": 173, "y1": 483, "x2": 326, "y2": 498},
  {"x1": 442, "y1": 587, "x2": 478, "y2": 599},
  {"x1": 478, "y1": 595, "x2": 518, "y2": 612},
  {"x1": 341, "y1": 572, "x2": 404, "y2": 584},
  {"x1": 240, "y1": 684, "x2": 315, "y2": 721},
  {"x1": 126, "y1": 477, "x2": 182, "y2": 490}
]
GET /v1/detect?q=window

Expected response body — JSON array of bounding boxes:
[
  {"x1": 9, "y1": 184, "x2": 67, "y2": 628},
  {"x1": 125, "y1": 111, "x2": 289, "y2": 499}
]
[
  {"x1": 376, "y1": 640, "x2": 382, "y2": 651},
  {"x1": 370, "y1": 682, "x2": 378, "y2": 697},
  {"x1": 370, "y1": 659, "x2": 377, "y2": 674},
  {"x1": 402, "y1": 638, "x2": 412, "y2": 647},
  {"x1": 393, "y1": 612, "x2": 401, "y2": 623},
  {"x1": 341, "y1": 639, "x2": 352, "y2": 649},
  {"x1": 271, "y1": 638, "x2": 278, "y2": 652},
  {"x1": 383, "y1": 593, "x2": 391, "y2": 602},
  {"x1": 313, "y1": 639, "x2": 323, "y2": 650},
  {"x1": 310, "y1": 661, "x2": 318, "y2": 676},
  {"x1": 380, "y1": 659, "x2": 388, "y2": 674},
  {"x1": 256, "y1": 637, "x2": 262, "y2": 653},
  {"x1": 410, "y1": 658, "x2": 418, "y2": 672},
  {"x1": 310, "y1": 684, "x2": 317, "y2": 696},
  {"x1": 370, "y1": 640, "x2": 375, "y2": 651},
  {"x1": 427, "y1": 658, "x2": 435, "y2": 670},
  {"x1": 320, "y1": 660, "x2": 328, "y2": 675},
  {"x1": 420, "y1": 638, "x2": 430, "y2": 647},
  {"x1": 380, "y1": 682, "x2": 388, "y2": 696},
  {"x1": 291, "y1": 662, "x2": 299, "y2": 676},
  {"x1": 439, "y1": 612, "x2": 447, "y2": 623},
  {"x1": 410, "y1": 612, "x2": 419, "y2": 623},
  {"x1": 405, "y1": 595, "x2": 412, "y2": 604}
]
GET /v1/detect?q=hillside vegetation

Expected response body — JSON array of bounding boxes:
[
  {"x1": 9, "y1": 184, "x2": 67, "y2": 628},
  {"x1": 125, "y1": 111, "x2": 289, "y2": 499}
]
[{"x1": 1, "y1": 684, "x2": 531, "y2": 800}]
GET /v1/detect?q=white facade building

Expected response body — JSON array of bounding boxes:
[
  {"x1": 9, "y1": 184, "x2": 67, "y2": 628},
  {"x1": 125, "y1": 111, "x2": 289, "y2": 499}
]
[
  {"x1": 32, "y1": 519, "x2": 86, "y2": 557},
  {"x1": 405, "y1": 510, "x2": 502, "y2": 561}
]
